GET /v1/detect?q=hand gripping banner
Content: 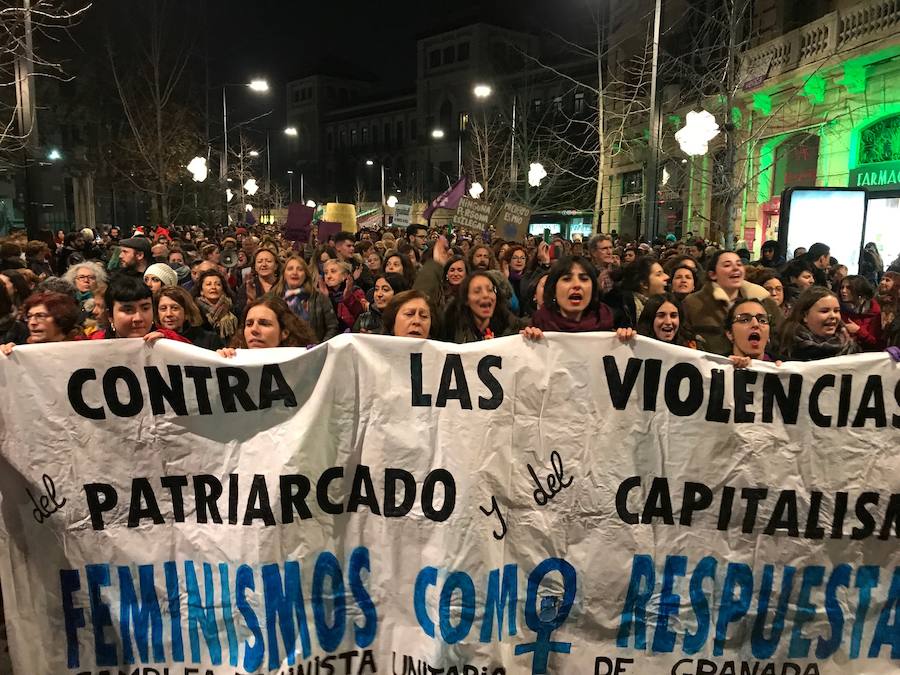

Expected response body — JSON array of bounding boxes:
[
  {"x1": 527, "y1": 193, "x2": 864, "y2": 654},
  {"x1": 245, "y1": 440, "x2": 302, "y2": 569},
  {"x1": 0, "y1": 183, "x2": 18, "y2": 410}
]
[{"x1": 0, "y1": 334, "x2": 897, "y2": 675}]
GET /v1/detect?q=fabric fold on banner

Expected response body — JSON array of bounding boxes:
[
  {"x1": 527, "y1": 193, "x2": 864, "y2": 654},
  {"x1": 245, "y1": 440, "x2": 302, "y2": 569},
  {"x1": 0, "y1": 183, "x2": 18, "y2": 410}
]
[{"x1": 0, "y1": 334, "x2": 897, "y2": 675}]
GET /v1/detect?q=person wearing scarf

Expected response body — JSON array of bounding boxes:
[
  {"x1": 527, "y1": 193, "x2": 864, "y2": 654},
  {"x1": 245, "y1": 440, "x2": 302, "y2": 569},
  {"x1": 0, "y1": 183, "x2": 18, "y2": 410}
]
[
  {"x1": 442, "y1": 271, "x2": 527, "y2": 343},
  {"x1": 192, "y1": 269, "x2": 239, "y2": 340},
  {"x1": 63, "y1": 261, "x2": 107, "y2": 323},
  {"x1": 273, "y1": 254, "x2": 339, "y2": 342},
  {"x1": 530, "y1": 256, "x2": 614, "y2": 333},
  {"x1": 778, "y1": 286, "x2": 860, "y2": 361}
]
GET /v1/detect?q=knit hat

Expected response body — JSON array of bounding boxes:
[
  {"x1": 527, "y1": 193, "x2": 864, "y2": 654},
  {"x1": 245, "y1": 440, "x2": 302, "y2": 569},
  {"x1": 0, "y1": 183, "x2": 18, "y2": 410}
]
[{"x1": 143, "y1": 263, "x2": 177, "y2": 288}]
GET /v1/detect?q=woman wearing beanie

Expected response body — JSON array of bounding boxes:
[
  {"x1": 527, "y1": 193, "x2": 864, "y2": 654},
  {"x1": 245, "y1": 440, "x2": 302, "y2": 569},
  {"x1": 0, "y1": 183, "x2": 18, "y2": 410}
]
[{"x1": 143, "y1": 263, "x2": 178, "y2": 293}]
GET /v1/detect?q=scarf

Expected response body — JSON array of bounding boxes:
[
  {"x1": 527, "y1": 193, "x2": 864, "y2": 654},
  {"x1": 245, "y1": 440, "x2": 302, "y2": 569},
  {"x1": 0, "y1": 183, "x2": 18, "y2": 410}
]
[
  {"x1": 75, "y1": 289, "x2": 93, "y2": 305},
  {"x1": 791, "y1": 325, "x2": 858, "y2": 360},
  {"x1": 531, "y1": 305, "x2": 613, "y2": 333},
  {"x1": 196, "y1": 295, "x2": 238, "y2": 338},
  {"x1": 283, "y1": 288, "x2": 311, "y2": 322}
]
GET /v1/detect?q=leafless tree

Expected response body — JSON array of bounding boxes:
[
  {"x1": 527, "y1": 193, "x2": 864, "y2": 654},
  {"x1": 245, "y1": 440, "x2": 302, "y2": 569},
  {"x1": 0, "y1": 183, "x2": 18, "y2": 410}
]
[
  {"x1": 0, "y1": 1, "x2": 89, "y2": 159},
  {"x1": 106, "y1": 0, "x2": 201, "y2": 224}
]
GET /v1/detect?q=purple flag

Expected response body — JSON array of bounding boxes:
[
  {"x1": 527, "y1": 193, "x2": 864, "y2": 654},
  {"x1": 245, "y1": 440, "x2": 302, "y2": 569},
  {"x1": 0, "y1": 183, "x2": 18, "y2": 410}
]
[
  {"x1": 423, "y1": 177, "x2": 467, "y2": 220},
  {"x1": 245, "y1": 209, "x2": 257, "y2": 226}
]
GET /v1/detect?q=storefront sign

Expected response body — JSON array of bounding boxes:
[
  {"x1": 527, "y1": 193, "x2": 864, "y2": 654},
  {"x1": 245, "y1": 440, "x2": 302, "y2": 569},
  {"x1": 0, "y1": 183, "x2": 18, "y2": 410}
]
[{"x1": 849, "y1": 160, "x2": 900, "y2": 190}]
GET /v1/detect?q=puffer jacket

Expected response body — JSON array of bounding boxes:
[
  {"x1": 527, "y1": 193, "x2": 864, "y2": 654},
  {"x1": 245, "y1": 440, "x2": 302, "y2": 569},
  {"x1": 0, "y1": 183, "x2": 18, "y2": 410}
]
[{"x1": 841, "y1": 298, "x2": 883, "y2": 351}]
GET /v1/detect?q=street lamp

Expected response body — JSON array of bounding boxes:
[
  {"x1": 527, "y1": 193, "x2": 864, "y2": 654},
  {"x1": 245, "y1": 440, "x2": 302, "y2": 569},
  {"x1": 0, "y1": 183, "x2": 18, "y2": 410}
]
[
  {"x1": 473, "y1": 84, "x2": 492, "y2": 99},
  {"x1": 306, "y1": 200, "x2": 317, "y2": 208},
  {"x1": 222, "y1": 80, "x2": 269, "y2": 182},
  {"x1": 528, "y1": 162, "x2": 547, "y2": 187},
  {"x1": 248, "y1": 150, "x2": 259, "y2": 157},
  {"x1": 187, "y1": 156, "x2": 208, "y2": 182},
  {"x1": 284, "y1": 126, "x2": 298, "y2": 137},
  {"x1": 365, "y1": 159, "x2": 387, "y2": 228},
  {"x1": 47, "y1": 148, "x2": 62, "y2": 161},
  {"x1": 469, "y1": 182, "x2": 484, "y2": 199},
  {"x1": 365, "y1": 159, "x2": 374, "y2": 166},
  {"x1": 244, "y1": 178, "x2": 259, "y2": 196},
  {"x1": 431, "y1": 129, "x2": 445, "y2": 139},
  {"x1": 386, "y1": 195, "x2": 398, "y2": 208},
  {"x1": 470, "y1": 85, "x2": 517, "y2": 186}
]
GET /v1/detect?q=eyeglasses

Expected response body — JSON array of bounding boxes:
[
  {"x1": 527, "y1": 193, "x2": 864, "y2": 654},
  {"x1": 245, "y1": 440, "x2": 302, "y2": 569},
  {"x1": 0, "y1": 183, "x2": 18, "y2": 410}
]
[
  {"x1": 733, "y1": 313, "x2": 769, "y2": 325},
  {"x1": 597, "y1": 245, "x2": 613, "y2": 251},
  {"x1": 75, "y1": 275, "x2": 96, "y2": 281},
  {"x1": 26, "y1": 312, "x2": 51, "y2": 322},
  {"x1": 511, "y1": 255, "x2": 527, "y2": 262}
]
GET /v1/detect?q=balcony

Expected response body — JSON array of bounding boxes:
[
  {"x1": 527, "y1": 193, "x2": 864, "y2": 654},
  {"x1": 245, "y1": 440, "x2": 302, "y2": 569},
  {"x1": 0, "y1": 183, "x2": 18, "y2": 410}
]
[{"x1": 740, "y1": 0, "x2": 900, "y2": 88}]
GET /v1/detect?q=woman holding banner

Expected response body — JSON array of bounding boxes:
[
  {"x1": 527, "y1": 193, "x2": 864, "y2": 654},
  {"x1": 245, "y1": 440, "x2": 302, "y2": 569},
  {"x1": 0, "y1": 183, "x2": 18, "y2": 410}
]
[
  {"x1": 529, "y1": 256, "x2": 615, "y2": 334},
  {"x1": 217, "y1": 297, "x2": 317, "y2": 357},
  {"x1": 155, "y1": 286, "x2": 223, "y2": 351},
  {"x1": 0, "y1": 291, "x2": 80, "y2": 354},
  {"x1": 635, "y1": 293, "x2": 695, "y2": 349},
  {"x1": 89, "y1": 272, "x2": 189, "y2": 344},
  {"x1": 725, "y1": 298, "x2": 777, "y2": 368}
]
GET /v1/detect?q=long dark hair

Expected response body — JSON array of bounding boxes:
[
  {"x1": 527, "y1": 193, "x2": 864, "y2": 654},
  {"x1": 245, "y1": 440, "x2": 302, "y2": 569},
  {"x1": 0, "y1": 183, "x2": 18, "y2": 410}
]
[
  {"x1": 442, "y1": 270, "x2": 516, "y2": 341},
  {"x1": 542, "y1": 256, "x2": 599, "y2": 313},
  {"x1": 383, "y1": 251, "x2": 417, "y2": 288},
  {"x1": 619, "y1": 257, "x2": 660, "y2": 294},
  {"x1": 840, "y1": 275, "x2": 874, "y2": 313},
  {"x1": 636, "y1": 293, "x2": 690, "y2": 346}
]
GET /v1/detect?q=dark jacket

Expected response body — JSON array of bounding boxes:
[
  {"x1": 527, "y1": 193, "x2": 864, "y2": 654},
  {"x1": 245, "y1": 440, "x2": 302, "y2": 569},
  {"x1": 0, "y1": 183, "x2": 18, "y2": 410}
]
[
  {"x1": 682, "y1": 280, "x2": 783, "y2": 356},
  {"x1": 180, "y1": 324, "x2": 225, "y2": 350},
  {"x1": 353, "y1": 306, "x2": 384, "y2": 334},
  {"x1": 306, "y1": 291, "x2": 340, "y2": 342}
]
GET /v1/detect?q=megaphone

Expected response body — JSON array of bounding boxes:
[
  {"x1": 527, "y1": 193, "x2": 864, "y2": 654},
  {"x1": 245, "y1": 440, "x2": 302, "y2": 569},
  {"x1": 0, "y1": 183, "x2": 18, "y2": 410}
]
[{"x1": 221, "y1": 247, "x2": 238, "y2": 268}]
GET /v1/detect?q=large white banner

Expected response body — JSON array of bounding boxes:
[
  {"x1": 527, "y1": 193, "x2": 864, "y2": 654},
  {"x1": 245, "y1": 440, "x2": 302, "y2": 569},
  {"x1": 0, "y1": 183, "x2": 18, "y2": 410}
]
[{"x1": 0, "y1": 334, "x2": 897, "y2": 675}]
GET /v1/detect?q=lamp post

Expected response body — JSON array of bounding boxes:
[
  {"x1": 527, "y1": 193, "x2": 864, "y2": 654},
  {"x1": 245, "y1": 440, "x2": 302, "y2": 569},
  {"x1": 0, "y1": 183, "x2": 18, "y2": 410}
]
[
  {"x1": 431, "y1": 128, "x2": 464, "y2": 179},
  {"x1": 221, "y1": 80, "x2": 269, "y2": 223},
  {"x1": 365, "y1": 159, "x2": 386, "y2": 228},
  {"x1": 287, "y1": 170, "x2": 294, "y2": 203}
]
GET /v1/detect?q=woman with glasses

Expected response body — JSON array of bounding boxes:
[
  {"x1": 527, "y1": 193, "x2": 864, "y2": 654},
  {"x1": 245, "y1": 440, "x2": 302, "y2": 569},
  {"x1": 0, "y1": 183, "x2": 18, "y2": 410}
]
[
  {"x1": 63, "y1": 261, "x2": 107, "y2": 320},
  {"x1": 1, "y1": 292, "x2": 80, "y2": 354},
  {"x1": 725, "y1": 298, "x2": 777, "y2": 368},
  {"x1": 502, "y1": 245, "x2": 529, "y2": 314}
]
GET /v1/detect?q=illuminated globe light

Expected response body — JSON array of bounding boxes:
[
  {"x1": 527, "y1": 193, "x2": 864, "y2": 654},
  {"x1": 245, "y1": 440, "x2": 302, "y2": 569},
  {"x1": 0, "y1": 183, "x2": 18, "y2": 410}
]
[
  {"x1": 469, "y1": 182, "x2": 484, "y2": 199},
  {"x1": 528, "y1": 162, "x2": 547, "y2": 187},
  {"x1": 248, "y1": 79, "x2": 269, "y2": 92},
  {"x1": 187, "y1": 156, "x2": 208, "y2": 182},
  {"x1": 386, "y1": 195, "x2": 399, "y2": 208},
  {"x1": 48, "y1": 148, "x2": 62, "y2": 161},
  {"x1": 245, "y1": 204, "x2": 254, "y2": 212},
  {"x1": 431, "y1": 129, "x2": 445, "y2": 139},
  {"x1": 473, "y1": 84, "x2": 493, "y2": 99},
  {"x1": 305, "y1": 200, "x2": 317, "y2": 208},
  {"x1": 249, "y1": 150, "x2": 259, "y2": 157},
  {"x1": 226, "y1": 188, "x2": 234, "y2": 203},
  {"x1": 675, "y1": 110, "x2": 720, "y2": 156},
  {"x1": 244, "y1": 178, "x2": 259, "y2": 196}
]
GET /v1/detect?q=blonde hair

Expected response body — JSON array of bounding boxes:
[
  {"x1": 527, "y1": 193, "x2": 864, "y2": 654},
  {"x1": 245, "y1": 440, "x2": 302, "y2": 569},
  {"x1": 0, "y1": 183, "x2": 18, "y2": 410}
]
[{"x1": 324, "y1": 259, "x2": 351, "y2": 276}]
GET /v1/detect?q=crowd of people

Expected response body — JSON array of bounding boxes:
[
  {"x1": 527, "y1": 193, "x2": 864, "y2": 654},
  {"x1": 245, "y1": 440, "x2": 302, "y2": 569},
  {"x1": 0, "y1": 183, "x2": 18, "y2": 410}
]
[{"x1": 2, "y1": 222, "x2": 900, "y2": 368}]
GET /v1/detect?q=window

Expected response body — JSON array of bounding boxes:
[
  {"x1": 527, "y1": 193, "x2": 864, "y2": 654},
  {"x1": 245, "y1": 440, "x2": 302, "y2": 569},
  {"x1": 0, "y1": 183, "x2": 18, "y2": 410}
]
[
  {"x1": 372, "y1": 125, "x2": 379, "y2": 146},
  {"x1": 396, "y1": 121, "x2": 404, "y2": 147},
  {"x1": 459, "y1": 111, "x2": 469, "y2": 131},
  {"x1": 292, "y1": 88, "x2": 300, "y2": 103},
  {"x1": 439, "y1": 100, "x2": 453, "y2": 133},
  {"x1": 410, "y1": 119, "x2": 417, "y2": 141},
  {"x1": 339, "y1": 129, "x2": 346, "y2": 148},
  {"x1": 553, "y1": 96, "x2": 563, "y2": 113},
  {"x1": 384, "y1": 123, "x2": 391, "y2": 147},
  {"x1": 574, "y1": 91, "x2": 585, "y2": 114},
  {"x1": 327, "y1": 132, "x2": 333, "y2": 151},
  {"x1": 532, "y1": 98, "x2": 542, "y2": 113},
  {"x1": 361, "y1": 126, "x2": 368, "y2": 146},
  {"x1": 622, "y1": 170, "x2": 642, "y2": 195},
  {"x1": 350, "y1": 129, "x2": 358, "y2": 146},
  {"x1": 429, "y1": 50, "x2": 441, "y2": 68},
  {"x1": 458, "y1": 42, "x2": 470, "y2": 61},
  {"x1": 306, "y1": 88, "x2": 313, "y2": 101},
  {"x1": 443, "y1": 46, "x2": 455, "y2": 65}
]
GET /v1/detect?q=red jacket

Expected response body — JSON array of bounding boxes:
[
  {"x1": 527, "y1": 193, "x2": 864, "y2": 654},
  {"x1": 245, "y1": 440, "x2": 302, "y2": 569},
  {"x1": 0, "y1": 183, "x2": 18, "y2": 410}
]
[
  {"x1": 90, "y1": 326, "x2": 190, "y2": 343},
  {"x1": 332, "y1": 286, "x2": 366, "y2": 332},
  {"x1": 841, "y1": 298, "x2": 883, "y2": 351}
]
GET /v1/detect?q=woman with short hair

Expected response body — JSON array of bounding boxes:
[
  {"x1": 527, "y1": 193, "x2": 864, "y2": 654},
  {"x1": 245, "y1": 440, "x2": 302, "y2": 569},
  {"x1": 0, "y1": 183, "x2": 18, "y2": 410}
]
[
  {"x1": 89, "y1": 271, "x2": 189, "y2": 343},
  {"x1": 155, "y1": 286, "x2": 223, "y2": 350},
  {"x1": 530, "y1": 256, "x2": 615, "y2": 333},
  {"x1": 0, "y1": 291, "x2": 81, "y2": 354},
  {"x1": 382, "y1": 290, "x2": 435, "y2": 338}
]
